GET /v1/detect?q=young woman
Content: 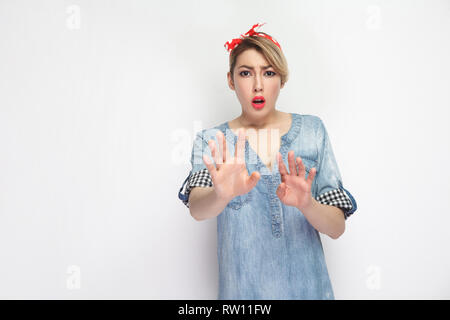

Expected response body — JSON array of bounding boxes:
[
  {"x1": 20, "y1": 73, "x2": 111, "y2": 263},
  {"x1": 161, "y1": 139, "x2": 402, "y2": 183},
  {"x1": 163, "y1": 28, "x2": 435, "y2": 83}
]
[{"x1": 178, "y1": 23, "x2": 357, "y2": 300}]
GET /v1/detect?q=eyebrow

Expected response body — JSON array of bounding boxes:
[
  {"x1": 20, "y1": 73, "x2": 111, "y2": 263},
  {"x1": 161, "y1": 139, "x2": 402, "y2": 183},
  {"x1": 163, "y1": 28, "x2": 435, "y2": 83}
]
[{"x1": 238, "y1": 65, "x2": 272, "y2": 70}]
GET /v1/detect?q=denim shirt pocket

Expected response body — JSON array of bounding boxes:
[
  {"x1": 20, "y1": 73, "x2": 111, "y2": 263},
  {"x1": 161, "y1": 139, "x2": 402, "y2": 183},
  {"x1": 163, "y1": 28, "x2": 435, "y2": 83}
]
[
  {"x1": 299, "y1": 156, "x2": 318, "y2": 177},
  {"x1": 226, "y1": 189, "x2": 254, "y2": 211}
]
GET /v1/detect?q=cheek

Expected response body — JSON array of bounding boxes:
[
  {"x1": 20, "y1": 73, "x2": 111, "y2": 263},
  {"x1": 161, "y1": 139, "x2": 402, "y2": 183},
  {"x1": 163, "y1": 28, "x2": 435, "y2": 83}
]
[
  {"x1": 267, "y1": 83, "x2": 280, "y2": 97},
  {"x1": 235, "y1": 81, "x2": 251, "y2": 96}
]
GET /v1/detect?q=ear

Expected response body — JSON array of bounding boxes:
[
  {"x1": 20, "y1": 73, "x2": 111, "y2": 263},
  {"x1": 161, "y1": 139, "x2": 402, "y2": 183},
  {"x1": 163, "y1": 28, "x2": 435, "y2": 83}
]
[{"x1": 227, "y1": 72, "x2": 235, "y2": 91}]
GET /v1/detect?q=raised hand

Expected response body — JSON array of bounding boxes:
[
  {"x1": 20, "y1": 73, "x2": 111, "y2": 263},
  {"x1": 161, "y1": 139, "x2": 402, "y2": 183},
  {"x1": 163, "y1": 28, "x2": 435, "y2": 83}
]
[
  {"x1": 203, "y1": 129, "x2": 261, "y2": 202},
  {"x1": 276, "y1": 150, "x2": 317, "y2": 210}
]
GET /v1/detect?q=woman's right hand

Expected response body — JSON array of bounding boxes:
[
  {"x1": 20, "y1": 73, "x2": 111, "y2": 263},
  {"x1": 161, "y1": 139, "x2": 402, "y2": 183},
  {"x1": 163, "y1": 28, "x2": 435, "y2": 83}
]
[{"x1": 202, "y1": 128, "x2": 261, "y2": 203}]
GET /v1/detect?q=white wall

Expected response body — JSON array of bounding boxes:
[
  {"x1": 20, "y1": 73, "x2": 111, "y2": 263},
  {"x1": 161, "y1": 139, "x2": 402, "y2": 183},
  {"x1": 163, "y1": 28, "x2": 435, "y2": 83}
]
[{"x1": 0, "y1": 0, "x2": 449, "y2": 299}]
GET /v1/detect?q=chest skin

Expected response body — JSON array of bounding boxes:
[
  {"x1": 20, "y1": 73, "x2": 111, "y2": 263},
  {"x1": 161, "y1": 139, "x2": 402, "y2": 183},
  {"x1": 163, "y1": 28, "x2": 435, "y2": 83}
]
[
  {"x1": 229, "y1": 113, "x2": 292, "y2": 172},
  {"x1": 246, "y1": 128, "x2": 281, "y2": 172}
]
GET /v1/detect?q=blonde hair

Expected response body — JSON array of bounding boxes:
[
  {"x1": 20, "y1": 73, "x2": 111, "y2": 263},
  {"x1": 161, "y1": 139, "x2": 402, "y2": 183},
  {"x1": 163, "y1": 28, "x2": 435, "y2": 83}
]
[{"x1": 228, "y1": 32, "x2": 289, "y2": 87}]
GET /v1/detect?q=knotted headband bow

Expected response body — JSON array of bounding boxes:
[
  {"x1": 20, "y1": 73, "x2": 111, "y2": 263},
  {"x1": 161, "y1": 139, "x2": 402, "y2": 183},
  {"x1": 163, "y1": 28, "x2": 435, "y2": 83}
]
[{"x1": 224, "y1": 22, "x2": 282, "y2": 53}]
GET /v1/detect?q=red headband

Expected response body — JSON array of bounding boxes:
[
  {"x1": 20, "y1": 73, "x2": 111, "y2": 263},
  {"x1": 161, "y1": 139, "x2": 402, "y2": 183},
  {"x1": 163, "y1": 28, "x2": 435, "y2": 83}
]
[{"x1": 224, "y1": 22, "x2": 282, "y2": 54}]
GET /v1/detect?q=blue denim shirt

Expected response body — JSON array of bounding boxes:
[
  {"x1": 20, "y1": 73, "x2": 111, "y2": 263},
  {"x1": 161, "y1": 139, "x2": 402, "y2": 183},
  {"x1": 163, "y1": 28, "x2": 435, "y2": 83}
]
[{"x1": 178, "y1": 113, "x2": 357, "y2": 299}]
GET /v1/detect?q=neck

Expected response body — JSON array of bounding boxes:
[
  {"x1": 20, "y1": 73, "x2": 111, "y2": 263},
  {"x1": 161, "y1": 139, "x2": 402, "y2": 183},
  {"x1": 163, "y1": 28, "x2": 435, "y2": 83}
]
[{"x1": 237, "y1": 110, "x2": 281, "y2": 129}]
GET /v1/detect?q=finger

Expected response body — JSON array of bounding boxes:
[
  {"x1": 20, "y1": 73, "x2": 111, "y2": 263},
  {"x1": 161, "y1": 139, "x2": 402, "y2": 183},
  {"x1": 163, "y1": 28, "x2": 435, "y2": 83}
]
[
  {"x1": 288, "y1": 151, "x2": 297, "y2": 175},
  {"x1": 307, "y1": 167, "x2": 317, "y2": 186},
  {"x1": 209, "y1": 139, "x2": 221, "y2": 170},
  {"x1": 221, "y1": 131, "x2": 231, "y2": 163},
  {"x1": 202, "y1": 154, "x2": 217, "y2": 182},
  {"x1": 277, "y1": 152, "x2": 289, "y2": 176},
  {"x1": 216, "y1": 132, "x2": 224, "y2": 165},
  {"x1": 235, "y1": 128, "x2": 246, "y2": 164},
  {"x1": 297, "y1": 157, "x2": 306, "y2": 178}
]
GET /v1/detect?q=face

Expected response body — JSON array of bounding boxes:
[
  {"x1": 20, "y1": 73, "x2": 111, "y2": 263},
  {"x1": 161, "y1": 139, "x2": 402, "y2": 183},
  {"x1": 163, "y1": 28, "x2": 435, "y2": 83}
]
[{"x1": 227, "y1": 48, "x2": 284, "y2": 118}]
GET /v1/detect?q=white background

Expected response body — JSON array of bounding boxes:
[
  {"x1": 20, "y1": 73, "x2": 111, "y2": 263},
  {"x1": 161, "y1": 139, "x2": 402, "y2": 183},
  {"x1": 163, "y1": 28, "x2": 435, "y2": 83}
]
[{"x1": 0, "y1": 0, "x2": 449, "y2": 299}]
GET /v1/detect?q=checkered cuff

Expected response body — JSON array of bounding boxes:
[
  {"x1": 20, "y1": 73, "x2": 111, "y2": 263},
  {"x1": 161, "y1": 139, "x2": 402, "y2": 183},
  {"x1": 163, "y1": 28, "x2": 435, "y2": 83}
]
[
  {"x1": 179, "y1": 169, "x2": 213, "y2": 208},
  {"x1": 315, "y1": 188, "x2": 355, "y2": 220}
]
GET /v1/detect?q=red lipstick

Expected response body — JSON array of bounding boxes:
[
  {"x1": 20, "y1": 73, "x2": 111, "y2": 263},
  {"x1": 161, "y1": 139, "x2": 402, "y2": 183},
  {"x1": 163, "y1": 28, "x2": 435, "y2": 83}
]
[{"x1": 251, "y1": 96, "x2": 265, "y2": 110}]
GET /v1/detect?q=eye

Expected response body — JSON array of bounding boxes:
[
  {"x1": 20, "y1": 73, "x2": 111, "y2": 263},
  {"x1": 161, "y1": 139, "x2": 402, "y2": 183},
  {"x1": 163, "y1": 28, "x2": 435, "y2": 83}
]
[{"x1": 239, "y1": 70, "x2": 276, "y2": 77}]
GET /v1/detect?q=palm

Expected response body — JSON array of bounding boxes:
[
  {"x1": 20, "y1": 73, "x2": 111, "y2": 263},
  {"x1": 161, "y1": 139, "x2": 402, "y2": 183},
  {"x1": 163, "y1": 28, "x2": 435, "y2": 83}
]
[
  {"x1": 202, "y1": 129, "x2": 260, "y2": 202},
  {"x1": 276, "y1": 151, "x2": 316, "y2": 210}
]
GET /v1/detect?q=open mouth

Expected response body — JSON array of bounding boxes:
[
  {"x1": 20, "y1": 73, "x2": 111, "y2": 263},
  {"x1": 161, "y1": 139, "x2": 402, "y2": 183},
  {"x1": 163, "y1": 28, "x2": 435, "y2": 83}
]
[{"x1": 252, "y1": 96, "x2": 265, "y2": 109}]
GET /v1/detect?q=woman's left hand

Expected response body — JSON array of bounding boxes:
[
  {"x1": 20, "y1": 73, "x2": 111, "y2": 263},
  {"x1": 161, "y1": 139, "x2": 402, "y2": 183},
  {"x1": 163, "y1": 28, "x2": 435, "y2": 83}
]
[{"x1": 276, "y1": 151, "x2": 316, "y2": 211}]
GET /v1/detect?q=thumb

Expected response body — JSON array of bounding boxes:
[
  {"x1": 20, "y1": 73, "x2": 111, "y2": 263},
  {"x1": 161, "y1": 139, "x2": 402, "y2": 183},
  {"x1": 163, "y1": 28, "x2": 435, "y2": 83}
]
[
  {"x1": 202, "y1": 154, "x2": 217, "y2": 182},
  {"x1": 276, "y1": 182, "x2": 286, "y2": 199},
  {"x1": 247, "y1": 171, "x2": 261, "y2": 189}
]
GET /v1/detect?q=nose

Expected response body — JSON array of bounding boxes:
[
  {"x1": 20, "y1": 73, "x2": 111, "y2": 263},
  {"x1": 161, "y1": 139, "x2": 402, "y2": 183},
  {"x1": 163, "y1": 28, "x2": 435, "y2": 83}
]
[{"x1": 254, "y1": 74, "x2": 263, "y2": 92}]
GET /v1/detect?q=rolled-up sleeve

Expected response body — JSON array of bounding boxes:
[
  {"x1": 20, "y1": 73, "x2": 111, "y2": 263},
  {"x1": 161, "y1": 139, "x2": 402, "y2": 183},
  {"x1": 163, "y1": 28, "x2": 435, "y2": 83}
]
[
  {"x1": 178, "y1": 131, "x2": 214, "y2": 208},
  {"x1": 312, "y1": 118, "x2": 357, "y2": 220}
]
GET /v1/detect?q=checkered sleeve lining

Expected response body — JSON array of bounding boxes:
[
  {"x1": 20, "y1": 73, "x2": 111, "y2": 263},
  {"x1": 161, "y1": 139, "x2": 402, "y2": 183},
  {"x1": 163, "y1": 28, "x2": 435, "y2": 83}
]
[
  {"x1": 315, "y1": 188, "x2": 354, "y2": 220},
  {"x1": 180, "y1": 168, "x2": 213, "y2": 208}
]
